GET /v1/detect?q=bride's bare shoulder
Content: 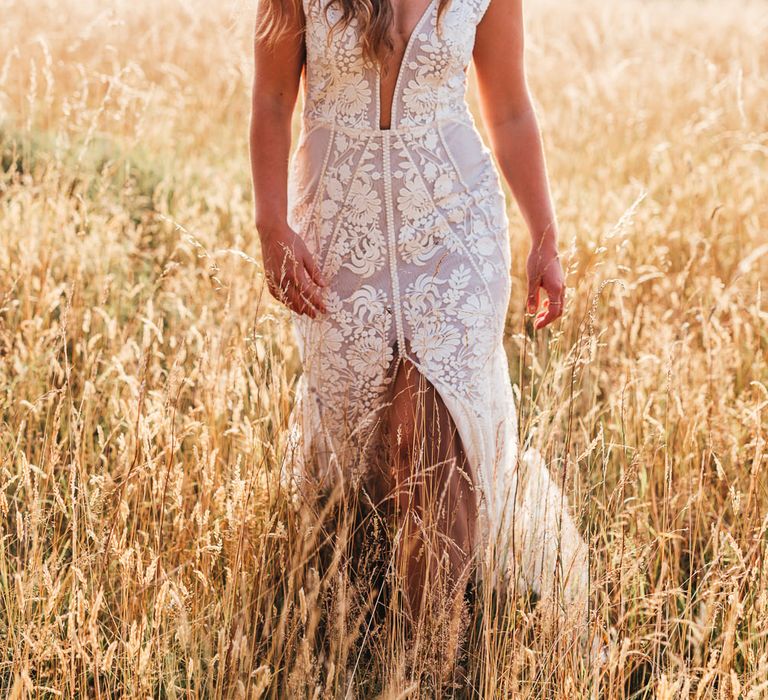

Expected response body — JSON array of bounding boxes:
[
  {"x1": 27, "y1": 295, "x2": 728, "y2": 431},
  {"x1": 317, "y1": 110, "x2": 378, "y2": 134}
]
[
  {"x1": 473, "y1": 0, "x2": 524, "y2": 65},
  {"x1": 472, "y1": 0, "x2": 528, "y2": 124},
  {"x1": 253, "y1": 0, "x2": 306, "y2": 91}
]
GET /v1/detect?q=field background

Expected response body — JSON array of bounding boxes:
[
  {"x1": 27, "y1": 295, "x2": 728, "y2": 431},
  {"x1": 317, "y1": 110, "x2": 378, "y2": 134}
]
[{"x1": 1, "y1": 0, "x2": 767, "y2": 697}]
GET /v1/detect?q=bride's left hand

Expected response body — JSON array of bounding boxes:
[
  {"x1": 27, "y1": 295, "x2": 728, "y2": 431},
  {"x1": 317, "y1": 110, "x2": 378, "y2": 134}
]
[{"x1": 526, "y1": 240, "x2": 565, "y2": 330}]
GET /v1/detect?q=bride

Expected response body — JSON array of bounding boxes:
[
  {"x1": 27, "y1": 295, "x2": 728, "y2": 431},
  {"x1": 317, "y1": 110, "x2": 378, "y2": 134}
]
[{"x1": 249, "y1": 0, "x2": 595, "y2": 674}]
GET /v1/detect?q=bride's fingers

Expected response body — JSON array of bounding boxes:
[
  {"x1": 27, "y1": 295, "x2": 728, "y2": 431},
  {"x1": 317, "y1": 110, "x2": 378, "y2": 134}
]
[
  {"x1": 286, "y1": 282, "x2": 317, "y2": 318},
  {"x1": 534, "y1": 297, "x2": 563, "y2": 329},
  {"x1": 268, "y1": 272, "x2": 304, "y2": 313},
  {"x1": 526, "y1": 285, "x2": 540, "y2": 314},
  {"x1": 292, "y1": 270, "x2": 327, "y2": 318},
  {"x1": 269, "y1": 264, "x2": 295, "y2": 295},
  {"x1": 302, "y1": 251, "x2": 328, "y2": 288},
  {"x1": 295, "y1": 266, "x2": 327, "y2": 314},
  {"x1": 271, "y1": 270, "x2": 295, "y2": 302}
]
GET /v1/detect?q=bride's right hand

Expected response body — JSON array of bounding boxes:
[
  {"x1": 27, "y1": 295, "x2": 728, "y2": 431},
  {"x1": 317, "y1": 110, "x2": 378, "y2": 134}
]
[{"x1": 259, "y1": 223, "x2": 328, "y2": 318}]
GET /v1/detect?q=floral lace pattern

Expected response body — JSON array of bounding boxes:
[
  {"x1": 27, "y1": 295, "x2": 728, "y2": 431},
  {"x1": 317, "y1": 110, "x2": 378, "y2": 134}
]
[{"x1": 286, "y1": 0, "x2": 523, "y2": 567}]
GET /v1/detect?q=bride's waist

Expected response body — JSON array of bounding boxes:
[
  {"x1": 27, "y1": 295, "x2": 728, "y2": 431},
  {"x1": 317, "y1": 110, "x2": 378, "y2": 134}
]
[{"x1": 300, "y1": 114, "x2": 475, "y2": 138}]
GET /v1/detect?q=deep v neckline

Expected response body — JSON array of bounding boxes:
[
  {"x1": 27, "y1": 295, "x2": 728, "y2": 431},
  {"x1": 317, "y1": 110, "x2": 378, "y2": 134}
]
[{"x1": 376, "y1": 0, "x2": 437, "y2": 130}]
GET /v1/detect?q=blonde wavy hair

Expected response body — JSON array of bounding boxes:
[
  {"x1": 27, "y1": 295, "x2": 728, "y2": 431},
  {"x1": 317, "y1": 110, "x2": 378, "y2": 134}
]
[{"x1": 255, "y1": 0, "x2": 451, "y2": 71}]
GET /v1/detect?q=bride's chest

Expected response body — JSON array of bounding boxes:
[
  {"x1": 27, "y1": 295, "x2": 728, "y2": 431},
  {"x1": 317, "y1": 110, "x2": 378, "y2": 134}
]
[{"x1": 302, "y1": 0, "x2": 483, "y2": 77}]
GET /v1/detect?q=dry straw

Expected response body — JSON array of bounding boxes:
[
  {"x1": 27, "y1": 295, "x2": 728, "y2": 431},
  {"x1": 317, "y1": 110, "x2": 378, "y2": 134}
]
[{"x1": 0, "y1": 0, "x2": 766, "y2": 697}]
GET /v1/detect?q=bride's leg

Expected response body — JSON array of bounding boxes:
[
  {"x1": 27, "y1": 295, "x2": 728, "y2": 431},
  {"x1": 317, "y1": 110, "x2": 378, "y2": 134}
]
[{"x1": 383, "y1": 346, "x2": 479, "y2": 629}]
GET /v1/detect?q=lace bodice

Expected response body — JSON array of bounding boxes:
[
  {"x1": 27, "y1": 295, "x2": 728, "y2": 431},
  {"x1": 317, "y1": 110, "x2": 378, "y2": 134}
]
[{"x1": 302, "y1": 0, "x2": 492, "y2": 132}]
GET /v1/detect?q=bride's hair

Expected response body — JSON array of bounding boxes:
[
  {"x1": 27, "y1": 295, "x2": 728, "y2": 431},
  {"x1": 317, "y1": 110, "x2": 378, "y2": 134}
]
[{"x1": 255, "y1": 0, "x2": 451, "y2": 69}]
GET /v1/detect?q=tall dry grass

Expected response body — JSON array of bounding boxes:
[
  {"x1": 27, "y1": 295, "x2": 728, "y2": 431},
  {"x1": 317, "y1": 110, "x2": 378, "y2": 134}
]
[{"x1": 1, "y1": 0, "x2": 767, "y2": 696}]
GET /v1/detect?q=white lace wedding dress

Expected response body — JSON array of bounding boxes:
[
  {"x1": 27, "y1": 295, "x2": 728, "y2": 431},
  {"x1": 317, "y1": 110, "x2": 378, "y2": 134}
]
[{"x1": 284, "y1": 0, "x2": 589, "y2": 609}]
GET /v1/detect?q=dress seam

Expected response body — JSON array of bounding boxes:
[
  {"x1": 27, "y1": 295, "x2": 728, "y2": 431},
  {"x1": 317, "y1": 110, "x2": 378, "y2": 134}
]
[
  {"x1": 382, "y1": 131, "x2": 406, "y2": 359},
  {"x1": 300, "y1": 124, "x2": 336, "y2": 238},
  {"x1": 317, "y1": 134, "x2": 375, "y2": 277},
  {"x1": 304, "y1": 115, "x2": 471, "y2": 137},
  {"x1": 437, "y1": 120, "x2": 512, "y2": 255},
  {"x1": 436, "y1": 121, "x2": 511, "y2": 330},
  {"x1": 436, "y1": 120, "x2": 496, "y2": 233},
  {"x1": 396, "y1": 129, "x2": 501, "y2": 324}
]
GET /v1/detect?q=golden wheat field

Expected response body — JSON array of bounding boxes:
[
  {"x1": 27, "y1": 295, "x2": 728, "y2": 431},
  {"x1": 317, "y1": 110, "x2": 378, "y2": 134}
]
[{"x1": 1, "y1": 0, "x2": 767, "y2": 697}]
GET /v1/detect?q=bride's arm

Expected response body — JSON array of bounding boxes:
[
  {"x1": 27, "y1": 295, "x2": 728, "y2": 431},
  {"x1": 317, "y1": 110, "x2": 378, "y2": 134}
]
[
  {"x1": 472, "y1": 0, "x2": 564, "y2": 329},
  {"x1": 250, "y1": 1, "x2": 327, "y2": 318}
]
